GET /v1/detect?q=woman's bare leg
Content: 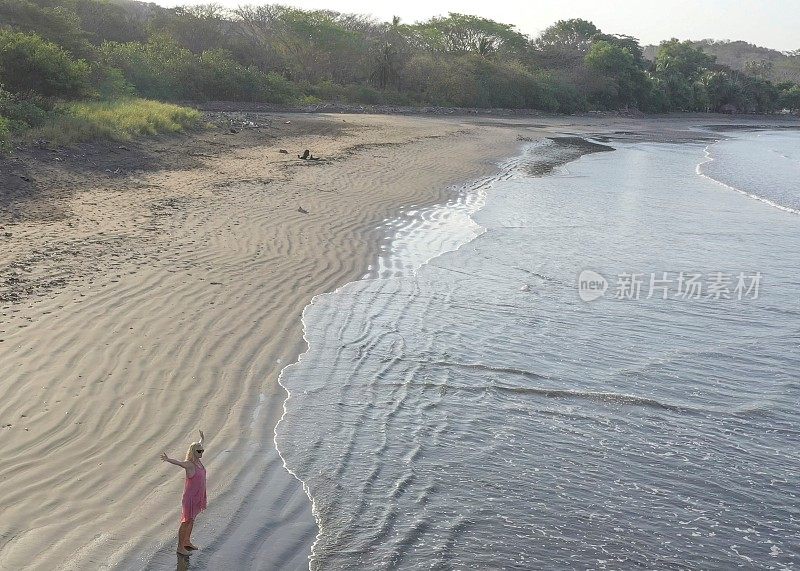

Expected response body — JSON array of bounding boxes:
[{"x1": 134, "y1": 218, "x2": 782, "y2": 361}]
[
  {"x1": 186, "y1": 519, "x2": 195, "y2": 547},
  {"x1": 177, "y1": 522, "x2": 191, "y2": 555}
]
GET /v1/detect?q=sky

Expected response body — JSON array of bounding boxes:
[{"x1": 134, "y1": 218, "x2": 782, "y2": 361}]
[{"x1": 153, "y1": 0, "x2": 800, "y2": 52}]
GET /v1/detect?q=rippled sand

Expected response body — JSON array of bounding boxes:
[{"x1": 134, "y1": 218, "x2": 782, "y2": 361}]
[{"x1": 0, "y1": 114, "x2": 523, "y2": 570}]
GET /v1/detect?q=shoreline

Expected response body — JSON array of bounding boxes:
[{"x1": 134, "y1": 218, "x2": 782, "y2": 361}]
[
  {"x1": 273, "y1": 135, "x2": 615, "y2": 566},
  {"x1": 1, "y1": 113, "x2": 798, "y2": 570},
  {"x1": 268, "y1": 120, "x2": 800, "y2": 570},
  {"x1": 696, "y1": 138, "x2": 800, "y2": 216},
  {"x1": 196, "y1": 101, "x2": 800, "y2": 122},
  {"x1": 0, "y1": 113, "x2": 527, "y2": 570},
  {"x1": 273, "y1": 143, "x2": 531, "y2": 568}
]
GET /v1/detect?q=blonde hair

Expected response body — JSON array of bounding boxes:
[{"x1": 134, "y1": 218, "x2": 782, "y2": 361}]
[{"x1": 185, "y1": 441, "x2": 203, "y2": 462}]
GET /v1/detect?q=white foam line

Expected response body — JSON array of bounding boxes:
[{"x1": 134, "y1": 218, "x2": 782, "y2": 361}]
[
  {"x1": 273, "y1": 288, "x2": 330, "y2": 571},
  {"x1": 696, "y1": 141, "x2": 800, "y2": 216}
]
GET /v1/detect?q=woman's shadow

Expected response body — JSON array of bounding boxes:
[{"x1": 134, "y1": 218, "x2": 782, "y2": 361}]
[{"x1": 176, "y1": 553, "x2": 190, "y2": 570}]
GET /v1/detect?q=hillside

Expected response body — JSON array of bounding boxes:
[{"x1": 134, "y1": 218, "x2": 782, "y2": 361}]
[{"x1": 645, "y1": 40, "x2": 800, "y2": 83}]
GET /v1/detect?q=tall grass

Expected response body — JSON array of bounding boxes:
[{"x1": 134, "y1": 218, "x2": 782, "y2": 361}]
[{"x1": 28, "y1": 98, "x2": 202, "y2": 146}]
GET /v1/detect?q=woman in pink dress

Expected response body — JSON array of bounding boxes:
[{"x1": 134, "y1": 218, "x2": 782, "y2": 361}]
[{"x1": 161, "y1": 430, "x2": 207, "y2": 556}]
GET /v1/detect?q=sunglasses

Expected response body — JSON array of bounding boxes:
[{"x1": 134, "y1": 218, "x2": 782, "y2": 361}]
[{"x1": 196, "y1": 450, "x2": 204, "y2": 454}]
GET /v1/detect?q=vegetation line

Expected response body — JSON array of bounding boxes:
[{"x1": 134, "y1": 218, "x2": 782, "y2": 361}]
[{"x1": 1, "y1": 1, "x2": 799, "y2": 151}]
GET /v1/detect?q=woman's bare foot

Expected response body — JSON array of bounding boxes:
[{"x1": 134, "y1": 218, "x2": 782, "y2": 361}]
[
  {"x1": 177, "y1": 548, "x2": 191, "y2": 556},
  {"x1": 185, "y1": 543, "x2": 199, "y2": 550}
]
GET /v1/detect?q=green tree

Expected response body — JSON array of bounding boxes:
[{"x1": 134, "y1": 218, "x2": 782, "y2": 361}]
[
  {"x1": 653, "y1": 39, "x2": 717, "y2": 110},
  {"x1": 409, "y1": 13, "x2": 527, "y2": 57},
  {"x1": 591, "y1": 33, "x2": 646, "y2": 65},
  {"x1": 585, "y1": 39, "x2": 650, "y2": 108},
  {"x1": 529, "y1": 18, "x2": 600, "y2": 87},
  {"x1": 642, "y1": 74, "x2": 670, "y2": 112},
  {"x1": 371, "y1": 39, "x2": 399, "y2": 90},
  {"x1": 740, "y1": 74, "x2": 779, "y2": 112},
  {"x1": 0, "y1": 0, "x2": 92, "y2": 56},
  {"x1": 41, "y1": 0, "x2": 148, "y2": 44},
  {"x1": 149, "y1": 4, "x2": 228, "y2": 54},
  {"x1": 535, "y1": 18, "x2": 599, "y2": 53},
  {"x1": 368, "y1": 16, "x2": 409, "y2": 90},
  {"x1": 699, "y1": 70, "x2": 732, "y2": 111},
  {"x1": 655, "y1": 39, "x2": 715, "y2": 79},
  {"x1": 233, "y1": 7, "x2": 372, "y2": 84}
]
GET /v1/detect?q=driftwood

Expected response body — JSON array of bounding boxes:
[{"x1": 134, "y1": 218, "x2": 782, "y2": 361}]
[{"x1": 298, "y1": 149, "x2": 321, "y2": 160}]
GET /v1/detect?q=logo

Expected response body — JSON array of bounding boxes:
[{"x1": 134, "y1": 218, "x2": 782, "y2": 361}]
[{"x1": 578, "y1": 269, "x2": 608, "y2": 302}]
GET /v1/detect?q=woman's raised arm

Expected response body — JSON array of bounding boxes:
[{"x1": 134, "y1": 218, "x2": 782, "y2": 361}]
[{"x1": 160, "y1": 452, "x2": 196, "y2": 477}]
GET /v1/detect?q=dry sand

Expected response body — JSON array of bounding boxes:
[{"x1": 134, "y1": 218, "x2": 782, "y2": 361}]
[{"x1": 1, "y1": 112, "x2": 796, "y2": 570}]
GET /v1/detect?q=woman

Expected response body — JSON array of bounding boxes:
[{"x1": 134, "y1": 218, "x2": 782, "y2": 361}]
[{"x1": 161, "y1": 430, "x2": 207, "y2": 556}]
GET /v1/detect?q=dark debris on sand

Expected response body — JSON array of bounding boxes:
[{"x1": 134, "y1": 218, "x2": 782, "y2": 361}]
[{"x1": 522, "y1": 136, "x2": 615, "y2": 177}]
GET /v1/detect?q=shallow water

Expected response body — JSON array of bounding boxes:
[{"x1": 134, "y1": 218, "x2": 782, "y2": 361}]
[{"x1": 276, "y1": 132, "x2": 800, "y2": 569}]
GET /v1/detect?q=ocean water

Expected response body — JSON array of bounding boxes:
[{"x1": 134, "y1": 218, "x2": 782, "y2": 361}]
[
  {"x1": 275, "y1": 130, "x2": 800, "y2": 570},
  {"x1": 699, "y1": 129, "x2": 800, "y2": 214}
]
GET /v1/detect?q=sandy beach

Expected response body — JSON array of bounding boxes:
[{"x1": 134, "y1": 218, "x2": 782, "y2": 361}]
[
  {"x1": 0, "y1": 112, "x2": 531, "y2": 570},
  {"x1": 1, "y1": 111, "x2": 797, "y2": 570}
]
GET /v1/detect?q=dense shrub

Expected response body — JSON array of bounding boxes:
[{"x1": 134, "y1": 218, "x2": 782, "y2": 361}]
[
  {"x1": 89, "y1": 62, "x2": 136, "y2": 99},
  {"x1": 259, "y1": 72, "x2": 304, "y2": 104},
  {"x1": 779, "y1": 84, "x2": 800, "y2": 111},
  {"x1": 0, "y1": 87, "x2": 51, "y2": 129},
  {"x1": 531, "y1": 72, "x2": 587, "y2": 113},
  {"x1": 100, "y1": 37, "x2": 302, "y2": 103},
  {"x1": 400, "y1": 53, "x2": 582, "y2": 111},
  {"x1": 0, "y1": 29, "x2": 91, "y2": 97},
  {"x1": 196, "y1": 49, "x2": 301, "y2": 103},
  {"x1": 307, "y1": 80, "x2": 413, "y2": 105},
  {"x1": 98, "y1": 35, "x2": 197, "y2": 100}
]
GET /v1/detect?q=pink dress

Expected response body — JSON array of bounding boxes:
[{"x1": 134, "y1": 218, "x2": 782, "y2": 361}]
[{"x1": 181, "y1": 461, "x2": 207, "y2": 523}]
